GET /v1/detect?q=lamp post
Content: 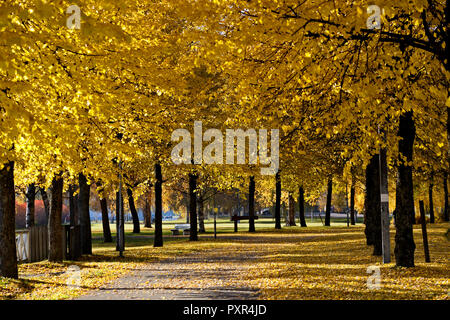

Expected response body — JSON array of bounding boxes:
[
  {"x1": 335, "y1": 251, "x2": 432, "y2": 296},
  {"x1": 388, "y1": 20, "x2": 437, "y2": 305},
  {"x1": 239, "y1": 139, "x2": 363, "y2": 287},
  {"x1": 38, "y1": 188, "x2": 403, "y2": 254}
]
[
  {"x1": 346, "y1": 184, "x2": 349, "y2": 227},
  {"x1": 378, "y1": 126, "x2": 391, "y2": 263},
  {"x1": 118, "y1": 160, "x2": 124, "y2": 257}
]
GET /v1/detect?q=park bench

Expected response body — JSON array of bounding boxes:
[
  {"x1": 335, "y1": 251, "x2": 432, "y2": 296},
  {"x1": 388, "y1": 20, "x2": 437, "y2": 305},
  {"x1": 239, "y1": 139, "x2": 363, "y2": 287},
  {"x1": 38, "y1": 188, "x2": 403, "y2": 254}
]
[
  {"x1": 231, "y1": 215, "x2": 258, "y2": 232},
  {"x1": 171, "y1": 224, "x2": 190, "y2": 235}
]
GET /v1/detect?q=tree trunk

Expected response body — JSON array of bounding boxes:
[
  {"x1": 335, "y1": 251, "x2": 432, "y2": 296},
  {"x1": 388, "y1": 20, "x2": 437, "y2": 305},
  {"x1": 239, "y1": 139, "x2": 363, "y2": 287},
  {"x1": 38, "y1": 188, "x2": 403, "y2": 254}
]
[
  {"x1": 198, "y1": 197, "x2": 205, "y2": 233},
  {"x1": 144, "y1": 189, "x2": 152, "y2": 228},
  {"x1": 298, "y1": 186, "x2": 307, "y2": 227},
  {"x1": 428, "y1": 182, "x2": 434, "y2": 223},
  {"x1": 444, "y1": 172, "x2": 449, "y2": 222},
  {"x1": 186, "y1": 199, "x2": 190, "y2": 224},
  {"x1": 68, "y1": 184, "x2": 81, "y2": 260},
  {"x1": 40, "y1": 187, "x2": 50, "y2": 223},
  {"x1": 68, "y1": 185, "x2": 78, "y2": 226},
  {"x1": 143, "y1": 199, "x2": 151, "y2": 228},
  {"x1": 287, "y1": 194, "x2": 296, "y2": 226},
  {"x1": 78, "y1": 173, "x2": 91, "y2": 255},
  {"x1": 364, "y1": 155, "x2": 382, "y2": 255},
  {"x1": 126, "y1": 188, "x2": 140, "y2": 233},
  {"x1": 0, "y1": 162, "x2": 18, "y2": 278},
  {"x1": 189, "y1": 173, "x2": 198, "y2": 241},
  {"x1": 25, "y1": 183, "x2": 35, "y2": 228},
  {"x1": 48, "y1": 174, "x2": 64, "y2": 262},
  {"x1": 350, "y1": 182, "x2": 356, "y2": 225},
  {"x1": 154, "y1": 163, "x2": 163, "y2": 247},
  {"x1": 394, "y1": 111, "x2": 416, "y2": 267},
  {"x1": 248, "y1": 176, "x2": 256, "y2": 232},
  {"x1": 324, "y1": 177, "x2": 332, "y2": 226},
  {"x1": 275, "y1": 171, "x2": 281, "y2": 229},
  {"x1": 100, "y1": 197, "x2": 112, "y2": 242}
]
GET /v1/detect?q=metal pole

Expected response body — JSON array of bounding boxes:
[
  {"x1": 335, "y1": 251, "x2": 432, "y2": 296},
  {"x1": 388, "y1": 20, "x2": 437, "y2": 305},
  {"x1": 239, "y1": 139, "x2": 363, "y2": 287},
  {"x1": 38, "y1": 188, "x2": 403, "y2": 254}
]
[
  {"x1": 346, "y1": 184, "x2": 349, "y2": 227},
  {"x1": 378, "y1": 127, "x2": 391, "y2": 263},
  {"x1": 419, "y1": 201, "x2": 431, "y2": 262}
]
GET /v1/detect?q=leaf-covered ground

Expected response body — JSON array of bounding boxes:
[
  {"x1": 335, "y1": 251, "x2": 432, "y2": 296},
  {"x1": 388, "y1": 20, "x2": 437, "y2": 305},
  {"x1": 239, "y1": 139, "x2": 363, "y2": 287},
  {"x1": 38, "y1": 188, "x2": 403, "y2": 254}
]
[{"x1": 1, "y1": 223, "x2": 448, "y2": 300}]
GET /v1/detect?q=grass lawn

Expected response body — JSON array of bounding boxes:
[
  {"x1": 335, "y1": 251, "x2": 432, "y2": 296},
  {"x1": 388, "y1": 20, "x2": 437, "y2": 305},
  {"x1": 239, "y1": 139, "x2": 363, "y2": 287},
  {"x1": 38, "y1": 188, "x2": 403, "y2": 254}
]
[{"x1": 0, "y1": 218, "x2": 448, "y2": 300}]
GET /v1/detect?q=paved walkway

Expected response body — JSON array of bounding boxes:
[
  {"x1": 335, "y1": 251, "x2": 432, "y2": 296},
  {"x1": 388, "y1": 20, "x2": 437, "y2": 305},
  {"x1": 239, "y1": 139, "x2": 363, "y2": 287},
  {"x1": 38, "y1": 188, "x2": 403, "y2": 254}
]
[{"x1": 77, "y1": 247, "x2": 260, "y2": 300}]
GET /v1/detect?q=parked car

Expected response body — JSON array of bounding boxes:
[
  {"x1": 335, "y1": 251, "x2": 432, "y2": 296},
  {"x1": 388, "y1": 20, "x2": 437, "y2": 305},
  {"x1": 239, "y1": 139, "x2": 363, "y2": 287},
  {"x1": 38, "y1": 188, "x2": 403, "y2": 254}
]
[{"x1": 258, "y1": 208, "x2": 272, "y2": 217}]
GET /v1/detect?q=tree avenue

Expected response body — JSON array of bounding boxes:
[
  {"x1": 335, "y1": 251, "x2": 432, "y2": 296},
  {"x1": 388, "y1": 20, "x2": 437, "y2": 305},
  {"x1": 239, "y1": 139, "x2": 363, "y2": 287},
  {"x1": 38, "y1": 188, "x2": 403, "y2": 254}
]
[{"x1": 0, "y1": 0, "x2": 448, "y2": 280}]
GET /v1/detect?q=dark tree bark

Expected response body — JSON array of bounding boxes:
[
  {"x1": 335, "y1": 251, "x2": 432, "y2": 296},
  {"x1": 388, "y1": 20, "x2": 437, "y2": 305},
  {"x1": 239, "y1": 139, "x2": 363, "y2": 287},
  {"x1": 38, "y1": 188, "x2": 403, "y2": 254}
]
[
  {"x1": 40, "y1": 187, "x2": 50, "y2": 223},
  {"x1": 324, "y1": 177, "x2": 333, "y2": 226},
  {"x1": 428, "y1": 181, "x2": 435, "y2": 223},
  {"x1": 126, "y1": 188, "x2": 140, "y2": 233},
  {"x1": 198, "y1": 197, "x2": 205, "y2": 233},
  {"x1": 189, "y1": 173, "x2": 198, "y2": 241},
  {"x1": 275, "y1": 171, "x2": 282, "y2": 229},
  {"x1": 287, "y1": 194, "x2": 296, "y2": 226},
  {"x1": 154, "y1": 163, "x2": 163, "y2": 247},
  {"x1": 350, "y1": 182, "x2": 356, "y2": 225},
  {"x1": 144, "y1": 199, "x2": 152, "y2": 228},
  {"x1": 248, "y1": 176, "x2": 256, "y2": 232},
  {"x1": 25, "y1": 183, "x2": 35, "y2": 228},
  {"x1": 68, "y1": 185, "x2": 78, "y2": 226},
  {"x1": 100, "y1": 197, "x2": 112, "y2": 242},
  {"x1": 364, "y1": 155, "x2": 382, "y2": 255},
  {"x1": 298, "y1": 186, "x2": 307, "y2": 227},
  {"x1": 0, "y1": 162, "x2": 18, "y2": 278},
  {"x1": 394, "y1": 111, "x2": 416, "y2": 267},
  {"x1": 68, "y1": 184, "x2": 81, "y2": 260},
  {"x1": 78, "y1": 173, "x2": 92, "y2": 255},
  {"x1": 48, "y1": 174, "x2": 64, "y2": 262},
  {"x1": 444, "y1": 172, "x2": 449, "y2": 222},
  {"x1": 144, "y1": 189, "x2": 152, "y2": 228}
]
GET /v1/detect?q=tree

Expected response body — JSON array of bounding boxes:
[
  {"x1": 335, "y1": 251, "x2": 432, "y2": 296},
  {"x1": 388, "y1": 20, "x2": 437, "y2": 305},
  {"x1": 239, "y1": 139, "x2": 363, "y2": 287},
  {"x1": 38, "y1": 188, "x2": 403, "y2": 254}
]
[
  {"x1": 248, "y1": 176, "x2": 256, "y2": 232},
  {"x1": 189, "y1": 173, "x2": 198, "y2": 241},
  {"x1": 99, "y1": 196, "x2": 112, "y2": 243},
  {"x1": 127, "y1": 188, "x2": 141, "y2": 233},
  {"x1": 350, "y1": 182, "x2": 356, "y2": 226},
  {"x1": 298, "y1": 186, "x2": 307, "y2": 227},
  {"x1": 68, "y1": 184, "x2": 81, "y2": 260},
  {"x1": 394, "y1": 112, "x2": 417, "y2": 267},
  {"x1": 154, "y1": 163, "x2": 163, "y2": 247},
  {"x1": 48, "y1": 174, "x2": 64, "y2": 262},
  {"x1": 79, "y1": 173, "x2": 92, "y2": 255},
  {"x1": 25, "y1": 183, "x2": 36, "y2": 228},
  {"x1": 364, "y1": 155, "x2": 382, "y2": 256},
  {"x1": 287, "y1": 194, "x2": 296, "y2": 226},
  {"x1": 0, "y1": 162, "x2": 17, "y2": 278},
  {"x1": 40, "y1": 188, "x2": 50, "y2": 223},
  {"x1": 143, "y1": 188, "x2": 152, "y2": 228}
]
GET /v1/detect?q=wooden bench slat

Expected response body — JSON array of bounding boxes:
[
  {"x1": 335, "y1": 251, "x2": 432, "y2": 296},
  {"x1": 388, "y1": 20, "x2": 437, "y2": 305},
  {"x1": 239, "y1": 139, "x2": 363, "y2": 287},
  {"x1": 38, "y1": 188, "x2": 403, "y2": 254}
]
[{"x1": 230, "y1": 215, "x2": 259, "y2": 221}]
